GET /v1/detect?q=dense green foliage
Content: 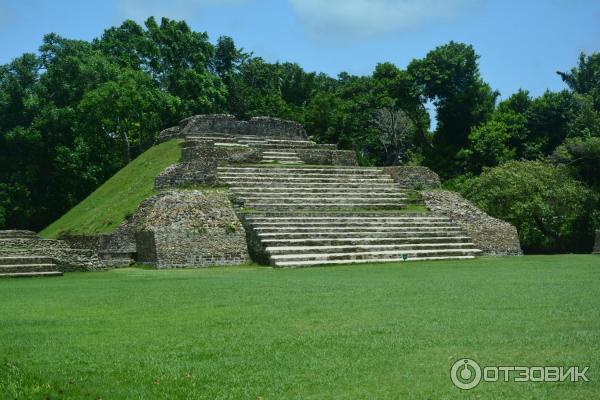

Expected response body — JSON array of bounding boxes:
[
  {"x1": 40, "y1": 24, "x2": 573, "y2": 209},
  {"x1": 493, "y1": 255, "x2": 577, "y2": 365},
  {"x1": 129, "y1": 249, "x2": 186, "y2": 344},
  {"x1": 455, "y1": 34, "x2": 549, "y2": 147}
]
[
  {"x1": 1, "y1": 256, "x2": 599, "y2": 398},
  {"x1": 1, "y1": 17, "x2": 599, "y2": 252},
  {"x1": 40, "y1": 139, "x2": 182, "y2": 238},
  {"x1": 460, "y1": 161, "x2": 599, "y2": 253}
]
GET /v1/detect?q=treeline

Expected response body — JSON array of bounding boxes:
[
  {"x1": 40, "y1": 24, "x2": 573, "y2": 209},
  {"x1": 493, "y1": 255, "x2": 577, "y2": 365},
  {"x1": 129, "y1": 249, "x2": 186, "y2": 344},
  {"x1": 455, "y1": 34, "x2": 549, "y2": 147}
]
[{"x1": 1, "y1": 17, "x2": 598, "y2": 252}]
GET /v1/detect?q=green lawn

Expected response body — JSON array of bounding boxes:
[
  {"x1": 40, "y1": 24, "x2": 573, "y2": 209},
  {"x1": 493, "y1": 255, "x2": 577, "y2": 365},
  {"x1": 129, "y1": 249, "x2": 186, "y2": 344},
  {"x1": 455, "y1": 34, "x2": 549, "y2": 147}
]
[
  {"x1": 40, "y1": 139, "x2": 182, "y2": 238},
  {"x1": 1, "y1": 255, "x2": 599, "y2": 399}
]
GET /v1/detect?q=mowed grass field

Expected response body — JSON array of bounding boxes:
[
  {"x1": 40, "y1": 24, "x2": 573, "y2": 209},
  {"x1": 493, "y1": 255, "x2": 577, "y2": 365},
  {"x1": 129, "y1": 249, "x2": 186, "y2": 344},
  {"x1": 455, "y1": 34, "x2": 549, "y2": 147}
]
[{"x1": 1, "y1": 255, "x2": 599, "y2": 399}]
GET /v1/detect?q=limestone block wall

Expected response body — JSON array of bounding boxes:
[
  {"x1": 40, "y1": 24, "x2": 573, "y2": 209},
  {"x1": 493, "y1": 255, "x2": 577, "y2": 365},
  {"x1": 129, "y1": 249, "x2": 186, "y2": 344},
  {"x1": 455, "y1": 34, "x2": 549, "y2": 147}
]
[
  {"x1": 134, "y1": 189, "x2": 249, "y2": 268},
  {"x1": 158, "y1": 114, "x2": 308, "y2": 141},
  {"x1": 294, "y1": 148, "x2": 358, "y2": 166},
  {"x1": 422, "y1": 190, "x2": 522, "y2": 256},
  {"x1": 384, "y1": 166, "x2": 441, "y2": 189},
  {"x1": 0, "y1": 234, "x2": 105, "y2": 272}
]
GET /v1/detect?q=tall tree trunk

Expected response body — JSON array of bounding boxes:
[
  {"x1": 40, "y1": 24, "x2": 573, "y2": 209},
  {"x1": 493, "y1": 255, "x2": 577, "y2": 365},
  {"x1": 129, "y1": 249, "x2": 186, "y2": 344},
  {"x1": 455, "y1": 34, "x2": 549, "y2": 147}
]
[{"x1": 121, "y1": 130, "x2": 131, "y2": 164}]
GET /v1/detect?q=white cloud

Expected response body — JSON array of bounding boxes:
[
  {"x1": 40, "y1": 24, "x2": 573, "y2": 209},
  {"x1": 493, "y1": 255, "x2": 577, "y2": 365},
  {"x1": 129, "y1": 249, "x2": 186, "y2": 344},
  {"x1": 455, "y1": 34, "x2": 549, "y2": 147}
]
[
  {"x1": 117, "y1": 0, "x2": 245, "y2": 22},
  {"x1": 289, "y1": 0, "x2": 476, "y2": 41}
]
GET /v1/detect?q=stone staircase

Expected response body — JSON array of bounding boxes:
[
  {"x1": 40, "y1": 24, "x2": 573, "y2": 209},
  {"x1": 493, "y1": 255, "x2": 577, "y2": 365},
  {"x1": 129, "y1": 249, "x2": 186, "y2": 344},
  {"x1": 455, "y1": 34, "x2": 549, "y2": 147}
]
[
  {"x1": 185, "y1": 134, "x2": 337, "y2": 164},
  {"x1": 218, "y1": 166, "x2": 482, "y2": 267},
  {"x1": 0, "y1": 231, "x2": 63, "y2": 277}
]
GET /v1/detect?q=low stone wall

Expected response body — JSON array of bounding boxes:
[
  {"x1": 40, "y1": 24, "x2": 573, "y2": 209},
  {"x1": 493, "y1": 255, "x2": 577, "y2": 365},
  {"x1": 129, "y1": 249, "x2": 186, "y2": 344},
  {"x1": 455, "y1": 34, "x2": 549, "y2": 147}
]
[
  {"x1": 594, "y1": 230, "x2": 600, "y2": 254},
  {"x1": 294, "y1": 148, "x2": 358, "y2": 166},
  {"x1": 0, "y1": 234, "x2": 105, "y2": 272},
  {"x1": 246, "y1": 116, "x2": 307, "y2": 140},
  {"x1": 134, "y1": 189, "x2": 249, "y2": 268},
  {"x1": 155, "y1": 141, "x2": 262, "y2": 190},
  {"x1": 158, "y1": 114, "x2": 308, "y2": 141},
  {"x1": 60, "y1": 233, "x2": 114, "y2": 251},
  {"x1": 384, "y1": 166, "x2": 441, "y2": 189},
  {"x1": 422, "y1": 190, "x2": 522, "y2": 256}
]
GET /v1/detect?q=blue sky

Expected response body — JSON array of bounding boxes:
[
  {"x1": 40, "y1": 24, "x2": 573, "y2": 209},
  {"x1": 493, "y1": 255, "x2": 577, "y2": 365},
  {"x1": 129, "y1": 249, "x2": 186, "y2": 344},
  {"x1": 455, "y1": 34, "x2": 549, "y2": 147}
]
[{"x1": 0, "y1": 0, "x2": 598, "y2": 99}]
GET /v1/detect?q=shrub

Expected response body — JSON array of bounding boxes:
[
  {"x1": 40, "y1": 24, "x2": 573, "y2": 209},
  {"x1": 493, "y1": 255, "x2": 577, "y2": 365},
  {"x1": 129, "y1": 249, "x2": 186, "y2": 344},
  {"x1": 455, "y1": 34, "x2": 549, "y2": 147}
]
[{"x1": 460, "y1": 160, "x2": 599, "y2": 253}]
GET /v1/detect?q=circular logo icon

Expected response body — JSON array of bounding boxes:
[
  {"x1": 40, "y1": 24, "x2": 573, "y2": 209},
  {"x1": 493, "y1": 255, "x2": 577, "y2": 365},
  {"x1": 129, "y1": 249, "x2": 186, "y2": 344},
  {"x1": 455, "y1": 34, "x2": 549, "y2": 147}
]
[{"x1": 451, "y1": 358, "x2": 482, "y2": 390}]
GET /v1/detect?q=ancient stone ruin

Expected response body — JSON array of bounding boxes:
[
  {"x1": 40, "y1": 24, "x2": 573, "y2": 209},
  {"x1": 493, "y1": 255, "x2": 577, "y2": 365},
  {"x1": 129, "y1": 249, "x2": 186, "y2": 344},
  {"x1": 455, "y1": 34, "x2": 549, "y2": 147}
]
[
  {"x1": 0, "y1": 230, "x2": 104, "y2": 277},
  {"x1": 1, "y1": 114, "x2": 523, "y2": 276}
]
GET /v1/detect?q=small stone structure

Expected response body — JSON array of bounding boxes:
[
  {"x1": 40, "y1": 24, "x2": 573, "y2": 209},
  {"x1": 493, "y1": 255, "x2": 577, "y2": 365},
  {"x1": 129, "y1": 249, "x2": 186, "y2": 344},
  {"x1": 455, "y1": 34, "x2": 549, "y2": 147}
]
[
  {"x1": 134, "y1": 190, "x2": 248, "y2": 267},
  {"x1": 421, "y1": 190, "x2": 522, "y2": 256},
  {"x1": 158, "y1": 114, "x2": 308, "y2": 142},
  {"x1": 0, "y1": 230, "x2": 104, "y2": 272},
  {"x1": 384, "y1": 166, "x2": 441, "y2": 189},
  {"x1": 594, "y1": 230, "x2": 600, "y2": 254}
]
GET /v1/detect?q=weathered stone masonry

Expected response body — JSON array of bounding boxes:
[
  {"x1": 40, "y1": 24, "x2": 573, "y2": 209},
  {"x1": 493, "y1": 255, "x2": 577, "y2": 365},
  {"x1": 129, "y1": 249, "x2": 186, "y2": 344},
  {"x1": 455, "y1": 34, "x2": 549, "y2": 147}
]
[
  {"x1": 421, "y1": 190, "x2": 522, "y2": 256},
  {"x1": 134, "y1": 190, "x2": 249, "y2": 267},
  {"x1": 158, "y1": 114, "x2": 308, "y2": 142}
]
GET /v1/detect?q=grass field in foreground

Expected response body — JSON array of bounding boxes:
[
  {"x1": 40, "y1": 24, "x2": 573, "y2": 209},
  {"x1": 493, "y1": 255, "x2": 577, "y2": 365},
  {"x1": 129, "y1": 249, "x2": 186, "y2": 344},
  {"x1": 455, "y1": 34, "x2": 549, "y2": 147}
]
[
  {"x1": 40, "y1": 139, "x2": 182, "y2": 238},
  {"x1": 1, "y1": 255, "x2": 599, "y2": 399}
]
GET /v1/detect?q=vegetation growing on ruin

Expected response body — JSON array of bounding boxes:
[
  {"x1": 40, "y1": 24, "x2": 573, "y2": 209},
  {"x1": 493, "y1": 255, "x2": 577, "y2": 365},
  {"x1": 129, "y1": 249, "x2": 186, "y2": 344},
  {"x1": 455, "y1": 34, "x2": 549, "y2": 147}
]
[{"x1": 40, "y1": 139, "x2": 182, "y2": 238}]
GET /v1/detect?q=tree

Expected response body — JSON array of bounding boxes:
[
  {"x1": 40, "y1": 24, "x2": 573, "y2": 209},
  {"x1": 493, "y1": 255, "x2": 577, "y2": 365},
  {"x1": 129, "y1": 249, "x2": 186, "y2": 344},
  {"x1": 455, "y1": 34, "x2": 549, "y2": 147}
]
[
  {"x1": 78, "y1": 70, "x2": 180, "y2": 164},
  {"x1": 461, "y1": 160, "x2": 599, "y2": 253},
  {"x1": 558, "y1": 52, "x2": 600, "y2": 110},
  {"x1": 371, "y1": 106, "x2": 414, "y2": 165},
  {"x1": 458, "y1": 120, "x2": 516, "y2": 173},
  {"x1": 408, "y1": 41, "x2": 498, "y2": 177}
]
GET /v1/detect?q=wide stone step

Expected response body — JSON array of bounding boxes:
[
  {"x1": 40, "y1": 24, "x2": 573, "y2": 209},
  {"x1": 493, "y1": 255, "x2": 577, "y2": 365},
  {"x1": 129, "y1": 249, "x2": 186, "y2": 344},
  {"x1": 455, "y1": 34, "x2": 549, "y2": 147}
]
[
  {"x1": 250, "y1": 143, "x2": 320, "y2": 149},
  {"x1": 219, "y1": 170, "x2": 385, "y2": 176},
  {"x1": 252, "y1": 223, "x2": 456, "y2": 229},
  {"x1": 215, "y1": 143, "x2": 250, "y2": 148},
  {"x1": 232, "y1": 191, "x2": 408, "y2": 199},
  {"x1": 258, "y1": 232, "x2": 465, "y2": 239},
  {"x1": 262, "y1": 151, "x2": 298, "y2": 155},
  {"x1": 271, "y1": 248, "x2": 482, "y2": 265},
  {"x1": 0, "y1": 256, "x2": 55, "y2": 265},
  {"x1": 0, "y1": 271, "x2": 63, "y2": 278},
  {"x1": 220, "y1": 172, "x2": 387, "y2": 180},
  {"x1": 241, "y1": 195, "x2": 407, "y2": 202},
  {"x1": 222, "y1": 178, "x2": 395, "y2": 185},
  {"x1": 218, "y1": 167, "x2": 383, "y2": 174},
  {"x1": 229, "y1": 183, "x2": 398, "y2": 190},
  {"x1": 186, "y1": 136, "x2": 240, "y2": 143},
  {"x1": 260, "y1": 160, "x2": 305, "y2": 165},
  {"x1": 274, "y1": 255, "x2": 477, "y2": 267},
  {"x1": 0, "y1": 263, "x2": 58, "y2": 273},
  {"x1": 217, "y1": 165, "x2": 383, "y2": 173},
  {"x1": 253, "y1": 222, "x2": 459, "y2": 233},
  {"x1": 247, "y1": 216, "x2": 451, "y2": 223},
  {"x1": 244, "y1": 203, "x2": 406, "y2": 210},
  {"x1": 267, "y1": 242, "x2": 477, "y2": 254},
  {"x1": 261, "y1": 237, "x2": 470, "y2": 246},
  {"x1": 239, "y1": 196, "x2": 408, "y2": 203},
  {"x1": 231, "y1": 188, "x2": 403, "y2": 195},
  {"x1": 266, "y1": 139, "x2": 318, "y2": 144}
]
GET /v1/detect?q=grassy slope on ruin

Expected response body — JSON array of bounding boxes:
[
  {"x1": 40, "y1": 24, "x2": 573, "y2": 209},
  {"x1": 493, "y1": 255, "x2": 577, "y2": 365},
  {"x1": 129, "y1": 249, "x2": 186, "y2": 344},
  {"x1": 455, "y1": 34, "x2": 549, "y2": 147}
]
[{"x1": 40, "y1": 139, "x2": 182, "y2": 238}]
